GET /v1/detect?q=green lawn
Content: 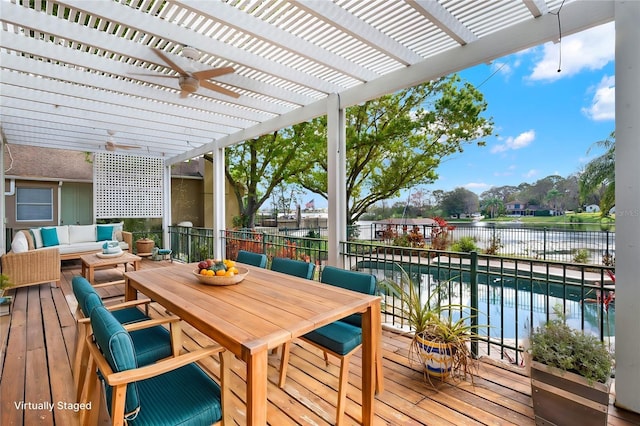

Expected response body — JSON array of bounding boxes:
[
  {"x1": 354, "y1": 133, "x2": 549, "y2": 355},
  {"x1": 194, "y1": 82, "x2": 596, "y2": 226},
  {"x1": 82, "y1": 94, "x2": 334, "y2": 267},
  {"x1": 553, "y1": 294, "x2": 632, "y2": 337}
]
[{"x1": 483, "y1": 212, "x2": 614, "y2": 230}]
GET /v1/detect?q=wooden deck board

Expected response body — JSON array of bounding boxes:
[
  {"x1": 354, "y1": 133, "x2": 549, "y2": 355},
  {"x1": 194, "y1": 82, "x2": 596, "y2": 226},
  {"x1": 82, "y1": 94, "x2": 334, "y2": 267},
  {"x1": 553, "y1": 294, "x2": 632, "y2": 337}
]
[{"x1": 1, "y1": 258, "x2": 640, "y2": 425}]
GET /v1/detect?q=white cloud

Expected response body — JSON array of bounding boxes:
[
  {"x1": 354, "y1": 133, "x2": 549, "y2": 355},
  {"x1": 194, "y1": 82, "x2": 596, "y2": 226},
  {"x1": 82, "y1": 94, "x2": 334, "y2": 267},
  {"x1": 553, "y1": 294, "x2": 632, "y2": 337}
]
[
  {"x1": 582, "y1": 75, "x2": 615, "y2": 121},
  {"x1": 491, "y1": 130, "x2": 535, "y2": 153},
  {"x1": 528, "y1": 22, "x2": 614, "y2": 82},
  {"x1": 465, "y1": 182, "x2": 489, "y2": 190},
  {"x1": 523, "y1": 169, "x2": 539, "y2": 178}
]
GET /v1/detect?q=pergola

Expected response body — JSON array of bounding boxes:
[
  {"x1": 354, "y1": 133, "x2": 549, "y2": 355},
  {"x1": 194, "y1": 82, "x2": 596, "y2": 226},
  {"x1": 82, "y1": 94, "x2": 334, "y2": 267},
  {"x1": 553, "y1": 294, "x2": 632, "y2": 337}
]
[{"x1": 1, "y1": 0, "x2": 638, "y2": 414}]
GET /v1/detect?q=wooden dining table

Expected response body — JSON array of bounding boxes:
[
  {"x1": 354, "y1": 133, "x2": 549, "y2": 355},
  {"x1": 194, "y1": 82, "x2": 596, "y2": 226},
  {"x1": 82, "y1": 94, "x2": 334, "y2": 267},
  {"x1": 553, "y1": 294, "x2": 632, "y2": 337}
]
[{"x1": 124, "y1": 262, "x2": 382, "y2": 425}]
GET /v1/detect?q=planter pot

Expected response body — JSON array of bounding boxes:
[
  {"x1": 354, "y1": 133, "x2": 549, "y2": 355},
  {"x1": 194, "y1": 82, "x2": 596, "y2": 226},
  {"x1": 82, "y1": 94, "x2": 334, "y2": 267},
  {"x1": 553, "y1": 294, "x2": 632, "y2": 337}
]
[
  {"x1": 530, "y1": 360, "x2": 611, "y2": 426},
  {"x1": 416, "y1": 334, "x2": 454, "y2": 379},
  {"x1": 136, "y1": 238, "x2": 155, "y2": 254},
  {"x1": 0, "y1": 296, "x2": 13, "y2": 317}
]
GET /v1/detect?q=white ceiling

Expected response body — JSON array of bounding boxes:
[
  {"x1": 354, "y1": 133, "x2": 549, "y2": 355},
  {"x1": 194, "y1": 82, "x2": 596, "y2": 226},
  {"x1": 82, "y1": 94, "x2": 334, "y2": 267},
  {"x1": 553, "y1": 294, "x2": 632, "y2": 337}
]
[{"x1": 0, "y1": 0, "x2": 613, "y2": 165}]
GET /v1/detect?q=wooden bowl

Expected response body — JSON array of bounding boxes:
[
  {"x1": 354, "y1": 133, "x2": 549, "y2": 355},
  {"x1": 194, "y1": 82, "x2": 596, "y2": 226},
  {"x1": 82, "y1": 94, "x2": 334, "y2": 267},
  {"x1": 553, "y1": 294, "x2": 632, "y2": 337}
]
[{"x1": 192, "y1": 266, "x2": 249, "y2": 286}]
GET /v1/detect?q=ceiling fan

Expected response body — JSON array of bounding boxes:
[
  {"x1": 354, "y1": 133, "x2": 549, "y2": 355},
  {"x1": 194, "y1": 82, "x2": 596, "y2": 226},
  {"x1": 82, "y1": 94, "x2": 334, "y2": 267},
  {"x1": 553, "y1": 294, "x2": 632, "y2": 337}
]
[
  {"x1": 102, "y1": 130, "x2": 140, "y2": 151},
  {"x1": 133, "y1": 47, "x2": 239, "y2": 99}
]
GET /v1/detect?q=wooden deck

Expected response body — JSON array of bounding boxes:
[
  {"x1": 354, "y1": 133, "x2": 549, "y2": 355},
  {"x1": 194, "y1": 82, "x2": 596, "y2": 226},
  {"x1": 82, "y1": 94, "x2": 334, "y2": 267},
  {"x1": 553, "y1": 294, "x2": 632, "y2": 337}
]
[{"x1": 1, "y1": 259, "x2": 639, "y2": 425}]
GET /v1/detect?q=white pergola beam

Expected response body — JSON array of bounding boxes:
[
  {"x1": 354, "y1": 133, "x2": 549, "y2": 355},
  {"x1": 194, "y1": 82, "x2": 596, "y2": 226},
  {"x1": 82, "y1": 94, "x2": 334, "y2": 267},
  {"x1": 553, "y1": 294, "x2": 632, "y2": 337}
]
[
  {"x1": 410, "y1": 0, "x2": 478, "y2": 45},
  {"x1": 295, "y1": 0, "x2": 423, "y2": 65}
]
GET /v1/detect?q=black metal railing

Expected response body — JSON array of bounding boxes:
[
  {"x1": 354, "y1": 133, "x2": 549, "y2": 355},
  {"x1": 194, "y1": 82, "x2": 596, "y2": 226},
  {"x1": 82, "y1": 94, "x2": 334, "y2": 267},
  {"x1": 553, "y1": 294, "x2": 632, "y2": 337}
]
[{"x1": 341, "y1": 241, "x2": 615, "y2": 366}]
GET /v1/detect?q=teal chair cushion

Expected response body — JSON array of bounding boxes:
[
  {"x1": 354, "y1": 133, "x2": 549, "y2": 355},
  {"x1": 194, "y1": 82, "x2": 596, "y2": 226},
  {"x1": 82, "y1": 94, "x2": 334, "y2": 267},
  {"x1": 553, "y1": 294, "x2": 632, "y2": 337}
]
[
  {"x1": 91, "y1": 306, "x2": 141, "y2": 418},
  {"x1": 303, "y1": 321, "x2": 362, "y2": 355},
  {"x1": 129, "y1": 363, "x2": 222, "y2": 425},
  {"x1": 91, "y1": 306, "x2": 222, "y2": 425},
  {"x1": 320, "y1": 266, "x2": 377, "y2": 327},
  {"x1": 271, "y1": 257, "x2": 315, "y2": 280},
  {"x1": 72, "y1": 275, "x2": 148, "y2": 324},
  {"x1": 74, "y1": 275, "x2": 171, "y2": 366},
  {"x1": 236, "y1": 250, "x2": 267, "y2": 268}
]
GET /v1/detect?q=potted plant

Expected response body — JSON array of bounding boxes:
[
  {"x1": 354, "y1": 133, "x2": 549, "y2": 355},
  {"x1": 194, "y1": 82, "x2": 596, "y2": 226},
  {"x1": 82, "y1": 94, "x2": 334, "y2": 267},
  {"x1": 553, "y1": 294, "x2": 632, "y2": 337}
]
[
  {"x1": 528, "y1": 305, "x2": 613, "y2": 426},
  {"x1": 381, "y1": 265, "x2": 480, "y2": 385},
  {"x1": 0, "y1": 273, "x2": 13, "y2": 316}
]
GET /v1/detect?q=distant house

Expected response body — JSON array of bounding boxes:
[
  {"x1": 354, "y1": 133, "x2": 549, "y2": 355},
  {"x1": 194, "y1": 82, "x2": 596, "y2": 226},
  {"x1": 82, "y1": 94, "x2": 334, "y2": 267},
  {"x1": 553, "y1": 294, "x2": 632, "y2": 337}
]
[
  {"x1": 504, "y1": 200, "x2": 528, "y2": 216},
  {"x1": 504, "y1": 200, "x2": 558, "y2": 217}
]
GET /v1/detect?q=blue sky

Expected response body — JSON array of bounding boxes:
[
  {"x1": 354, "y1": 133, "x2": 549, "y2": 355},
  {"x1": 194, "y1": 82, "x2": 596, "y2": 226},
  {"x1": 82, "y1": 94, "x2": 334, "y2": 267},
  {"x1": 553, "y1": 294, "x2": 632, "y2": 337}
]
[{"x1": 433, "y1": 22, "x2": 615, "y2": 197}]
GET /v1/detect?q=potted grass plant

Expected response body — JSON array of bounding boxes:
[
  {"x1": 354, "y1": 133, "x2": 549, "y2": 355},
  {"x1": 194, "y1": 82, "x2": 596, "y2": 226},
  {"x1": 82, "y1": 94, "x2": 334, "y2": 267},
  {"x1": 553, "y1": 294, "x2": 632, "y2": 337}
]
[
  {"x1": 528, "y1": 305, "x2": 613, "y2": 426},
  {"x1": 381, "y1": 265, "x2": 480, "y2": 384},
  {"x1": 0, "y1": 273, "x2": 14, "y2": 316}
]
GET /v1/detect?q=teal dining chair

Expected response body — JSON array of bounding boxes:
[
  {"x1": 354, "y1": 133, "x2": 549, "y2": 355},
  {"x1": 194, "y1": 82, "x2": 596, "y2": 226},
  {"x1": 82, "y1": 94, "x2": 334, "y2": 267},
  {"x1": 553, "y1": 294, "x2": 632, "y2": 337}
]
[
  {"x1": 270, "y1": 257, "x2": 315, "y2": 280},
  {"x1": 71, "y1": 275, "x2": 181, "y2": 401},
  {"x1": 278, "y1": 266, "x2": 377, "y2": 425},
  {"x1": 82, "y1": 306, "x2": 228, "y2": 425},
  {"x1": 236, "y1": 250, "x2": 267, "y2": 268}
]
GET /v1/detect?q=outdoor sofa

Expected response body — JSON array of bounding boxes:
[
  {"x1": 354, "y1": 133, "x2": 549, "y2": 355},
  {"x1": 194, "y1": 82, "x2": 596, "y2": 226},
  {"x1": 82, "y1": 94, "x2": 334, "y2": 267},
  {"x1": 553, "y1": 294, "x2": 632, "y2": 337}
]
[{"x1": 1, "y1": 224, "x2": 132, "y2": 289}]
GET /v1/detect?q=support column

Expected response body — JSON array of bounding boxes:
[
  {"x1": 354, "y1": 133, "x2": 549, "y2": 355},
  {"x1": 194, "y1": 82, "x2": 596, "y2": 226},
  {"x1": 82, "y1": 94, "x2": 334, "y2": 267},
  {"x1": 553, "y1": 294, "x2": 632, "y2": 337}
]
[
  {"x1": 614, "y1": 0, "x2": 640, "y2": 414},
  {"x1": 1, "y1": 138, "x2": 5, "y2": 255},
  {"x1": 327, "y1": 94, "x2": 346, "y2": 267},
  {"x1": 212, "y1": 143, "x2": 226, "y2": 259},
  {"x1": 162, "y1": 163, "x2": 172, "y2": 250}
]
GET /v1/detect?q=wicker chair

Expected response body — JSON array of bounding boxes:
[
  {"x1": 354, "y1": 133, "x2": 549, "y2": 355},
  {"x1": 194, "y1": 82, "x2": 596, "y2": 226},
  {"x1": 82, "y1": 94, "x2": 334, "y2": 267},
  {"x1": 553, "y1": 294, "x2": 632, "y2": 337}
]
[{"x1": 1, "y1": 247, "x2": 60, "y2": 289}]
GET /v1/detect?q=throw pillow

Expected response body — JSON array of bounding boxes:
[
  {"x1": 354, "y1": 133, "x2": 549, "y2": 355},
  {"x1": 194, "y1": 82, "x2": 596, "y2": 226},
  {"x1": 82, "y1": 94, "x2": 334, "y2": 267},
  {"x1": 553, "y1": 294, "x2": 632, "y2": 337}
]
[
  {"x1": 11, "y1": 231, "x2": 29, "y2": 253},
  {"x1": 30, "y1": 228, "x2": 43, "y2": 248},
  {"x1": 41, "y1": 227, "x2": 60, "y2": 247},
  {"x1": 20, "y1": 230, "x2": 35, "y2": 250},
  {"x1": 96, "y1": 225, "x2": 114, "y2": 241}
]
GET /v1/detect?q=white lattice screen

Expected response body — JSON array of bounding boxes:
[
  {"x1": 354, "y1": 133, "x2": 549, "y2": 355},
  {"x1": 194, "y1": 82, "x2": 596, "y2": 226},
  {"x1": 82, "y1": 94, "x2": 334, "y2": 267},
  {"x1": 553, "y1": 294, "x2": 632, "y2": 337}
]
[{"x1": 94, "y1": 152, "x2": 164, "y2": 218}]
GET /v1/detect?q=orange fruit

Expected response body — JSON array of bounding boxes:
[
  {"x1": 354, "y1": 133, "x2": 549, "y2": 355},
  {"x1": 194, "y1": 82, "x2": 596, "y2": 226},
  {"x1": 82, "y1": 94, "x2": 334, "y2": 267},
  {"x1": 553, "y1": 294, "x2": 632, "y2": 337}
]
[
  {"x1": 216, "y1": 269, "x2": 226, "y2": 276},
  {"x1": 200, "y1": 269, "x2": 208, "y2": 275},
  {"x1": 224, "y1": 270, "x2": 235, "y2": 277}
]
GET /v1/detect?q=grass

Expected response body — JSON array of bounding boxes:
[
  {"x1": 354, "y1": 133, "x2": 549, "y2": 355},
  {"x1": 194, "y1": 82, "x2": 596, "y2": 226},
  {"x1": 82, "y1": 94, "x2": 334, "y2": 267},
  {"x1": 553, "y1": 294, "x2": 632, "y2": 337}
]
[{"x1": 487, "y1": 212, "x2": 613, "y2": 226}]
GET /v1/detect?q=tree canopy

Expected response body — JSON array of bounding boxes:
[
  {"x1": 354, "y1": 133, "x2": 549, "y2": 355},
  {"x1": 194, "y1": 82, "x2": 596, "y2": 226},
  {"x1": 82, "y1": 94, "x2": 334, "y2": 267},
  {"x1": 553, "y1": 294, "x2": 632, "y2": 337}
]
[
  {"x1": 225, "y1": 75, "x2": 493, "y2": 226},
  {"x1": 579, "y1": 131, "x2": 615, "y2": 216}
]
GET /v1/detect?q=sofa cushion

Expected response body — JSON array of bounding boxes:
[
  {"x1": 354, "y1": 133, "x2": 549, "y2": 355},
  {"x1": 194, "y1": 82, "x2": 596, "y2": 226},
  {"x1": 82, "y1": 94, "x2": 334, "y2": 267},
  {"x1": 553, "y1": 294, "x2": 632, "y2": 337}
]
[
  {"x1": 41, "y1": 227, "x2": 60, "y2": 247},
  {"x1": 30, "y1": 228, "x2": 43, "y2": 248},
  {"x1": 11, "y1": 231, "x2": 29, "y2": 253},
  {"x1": 55, "y1": 225, "x2": 70, "y2": 245},
  {"x1": 69, "y1": 225, "x2": 97, "y2": 244},
  {"x1": 57, "y1": 241, "x2": 128, "y2": 255},
  {"x1": 97, "y1": 225, "x2": 114, "y2": 241}
]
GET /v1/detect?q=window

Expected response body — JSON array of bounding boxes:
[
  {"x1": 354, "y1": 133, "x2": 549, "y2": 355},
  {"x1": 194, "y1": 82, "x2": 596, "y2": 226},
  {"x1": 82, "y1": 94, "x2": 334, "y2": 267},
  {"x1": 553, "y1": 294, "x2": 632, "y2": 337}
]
[{"x1": 16, "y1": 187, "x2": 53, "y2": 221}]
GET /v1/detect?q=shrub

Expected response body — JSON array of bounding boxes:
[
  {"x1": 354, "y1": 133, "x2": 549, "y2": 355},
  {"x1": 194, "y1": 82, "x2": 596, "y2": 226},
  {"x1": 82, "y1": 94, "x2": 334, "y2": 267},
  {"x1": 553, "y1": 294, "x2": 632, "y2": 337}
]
[
  {"x1": 451, "y1": 236, "x2": 478, "y2": 253},
  {"x1": 430, "y1": 217, "x2": 455, "y2": 251},
  {"x1": 530, "y1": 306, "x2": 612, "y2": 385},
  {"x1": 484, "y1": 233, "x2": 503, "y2": 255},
  {"x1": 573, "y1": 248, "x2": 590, "y2": 264}
]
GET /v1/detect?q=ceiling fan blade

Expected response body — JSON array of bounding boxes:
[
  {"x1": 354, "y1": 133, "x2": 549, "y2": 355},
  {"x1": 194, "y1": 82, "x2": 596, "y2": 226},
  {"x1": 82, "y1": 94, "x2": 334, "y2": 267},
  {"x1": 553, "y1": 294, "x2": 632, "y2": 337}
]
[
  {"x1": 151, "y1": 48, "x2": 188, "y2": 75},
  {"x1": 200, "y1": 80, "x2": 240, "y2": 98},
  {"x1": 192, "y1": 66, "x2": 235, "y2": 81},
  {"x1": 129, "y1": 72, "x2": 179, "y2": 79}
]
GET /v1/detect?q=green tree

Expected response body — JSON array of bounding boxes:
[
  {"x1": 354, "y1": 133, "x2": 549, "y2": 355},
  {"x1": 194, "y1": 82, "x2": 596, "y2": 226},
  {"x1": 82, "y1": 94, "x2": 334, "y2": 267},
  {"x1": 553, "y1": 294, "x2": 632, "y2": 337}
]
[
  {"x1": 296, "y1": 75, "x2": 493, "y2": 223},
  {"x1": 579, "y1": 131, "x2": 615, "y2": 216},
  {"x1": 481, "y1": 197, "x2": 503, "y2": 218},
  {"x1": 224, "y1": 124, "x2": 313, "y2": 227},
  {"x1": 440, "y1": 187, "x2": 479, "y2": 217}
]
